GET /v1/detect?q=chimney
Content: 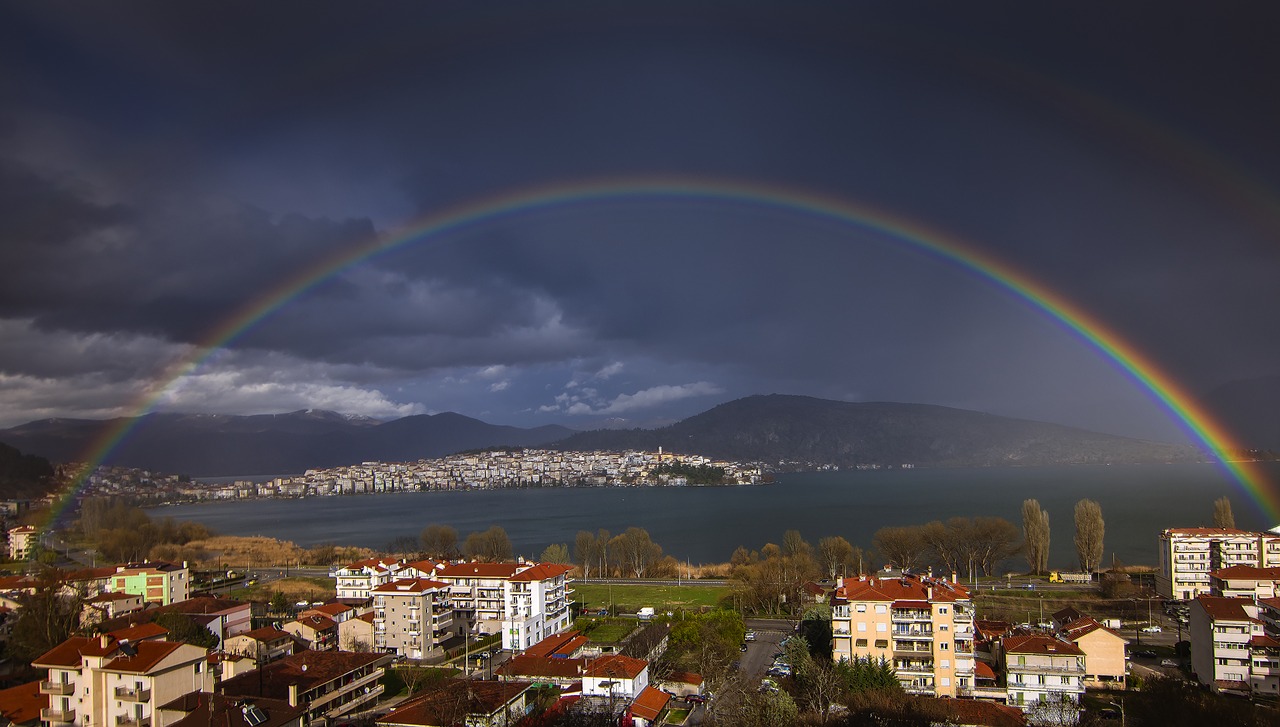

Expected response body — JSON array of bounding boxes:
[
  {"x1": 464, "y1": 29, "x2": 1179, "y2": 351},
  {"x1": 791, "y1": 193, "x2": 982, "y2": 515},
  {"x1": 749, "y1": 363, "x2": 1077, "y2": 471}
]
[
  {"x1": 836, "y1": 576, "x2": 844, "y2": 588},
  {"x1": 288, "y1": 684, "x2": 299, "y2": 707},
  {"x1": 100, "y1": 634, "x2": 111, "y2": 648},
  {"x1": 952, "y1": 572, "x2": 958, "y2": 584},
  {"x1": 927, "y1": 586, "x2": 933, "y2": 600}
]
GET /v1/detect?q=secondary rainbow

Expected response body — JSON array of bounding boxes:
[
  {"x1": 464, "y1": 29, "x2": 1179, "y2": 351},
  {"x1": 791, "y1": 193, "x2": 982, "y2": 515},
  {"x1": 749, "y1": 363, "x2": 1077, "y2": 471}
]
[{"x1": 57, "y1": 176, "x2": 1279, "y2": 526}]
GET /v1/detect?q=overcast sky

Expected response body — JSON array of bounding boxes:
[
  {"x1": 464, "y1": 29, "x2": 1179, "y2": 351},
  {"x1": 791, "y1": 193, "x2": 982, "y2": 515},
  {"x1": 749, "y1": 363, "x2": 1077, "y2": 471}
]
[{"x1": 2, "y1": 2, "x2": 1278, "y2": 444}]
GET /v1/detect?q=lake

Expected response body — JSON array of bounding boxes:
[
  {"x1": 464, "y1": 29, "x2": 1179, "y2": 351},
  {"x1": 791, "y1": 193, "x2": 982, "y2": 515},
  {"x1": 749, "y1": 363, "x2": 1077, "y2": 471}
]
[{"x1": 152, "y1": 462, "x2": 1280, "y2": 570}]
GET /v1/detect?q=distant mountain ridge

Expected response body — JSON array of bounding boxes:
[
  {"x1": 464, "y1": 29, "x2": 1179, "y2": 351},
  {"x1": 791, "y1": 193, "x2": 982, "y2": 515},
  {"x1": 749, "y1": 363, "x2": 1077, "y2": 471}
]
[
  {"x1": 0, "y1": 410, "x2": 575, "y2": 477},
  {"x1": 551, "y1": 394, "x2": 1199, "y2": 469},
  {"x1": 0, "y1": 395, "x2": 1200, "y2": 478}
]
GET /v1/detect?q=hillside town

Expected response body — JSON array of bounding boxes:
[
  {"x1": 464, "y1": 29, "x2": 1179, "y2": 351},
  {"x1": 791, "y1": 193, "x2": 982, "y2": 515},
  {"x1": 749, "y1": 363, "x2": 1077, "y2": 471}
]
[{"x1": 70, "y1": 450, "x2": 768, "y2": 505}]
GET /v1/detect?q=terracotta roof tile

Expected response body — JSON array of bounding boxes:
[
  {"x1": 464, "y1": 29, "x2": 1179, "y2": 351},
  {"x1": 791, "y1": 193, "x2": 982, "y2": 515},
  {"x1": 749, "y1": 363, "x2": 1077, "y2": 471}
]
[{"x1": 630, "y1": 686, "x2": 670, "y2": 722}]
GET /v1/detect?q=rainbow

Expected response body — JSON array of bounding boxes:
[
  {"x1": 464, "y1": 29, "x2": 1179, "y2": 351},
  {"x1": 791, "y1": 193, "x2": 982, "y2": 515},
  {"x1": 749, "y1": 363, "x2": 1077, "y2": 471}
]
[{"x1": 53, "y1": 176, "x2": 1279, "y2": 527}]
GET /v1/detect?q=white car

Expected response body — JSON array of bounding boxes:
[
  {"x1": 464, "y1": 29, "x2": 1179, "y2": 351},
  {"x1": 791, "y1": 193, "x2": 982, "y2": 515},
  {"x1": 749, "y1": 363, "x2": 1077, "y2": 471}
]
[{"x1": 1141, "y1": 625, "x2": 1162, "y2": 633}]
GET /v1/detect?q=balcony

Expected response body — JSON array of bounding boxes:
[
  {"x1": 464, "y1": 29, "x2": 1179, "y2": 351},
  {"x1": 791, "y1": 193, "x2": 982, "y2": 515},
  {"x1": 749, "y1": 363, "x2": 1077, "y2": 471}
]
[
  {"x1": 893, "y1": 610, "x2": 932, "y2": 622},
  {"x1": 41, "y1": 708, "x2": 76, "y2": 724},
  {"x1": 116, "y1": 715, "x2": 151, "y2": 727},
  {"x1": 40, "y1": 681, "x2": 75, "y2": 696},
  {"x1": 1007, "y1": 662, "x2": 1084, "y2": 675},
  {"x1": 115, "y1": 686, "x2": 152, "y2": 702}
]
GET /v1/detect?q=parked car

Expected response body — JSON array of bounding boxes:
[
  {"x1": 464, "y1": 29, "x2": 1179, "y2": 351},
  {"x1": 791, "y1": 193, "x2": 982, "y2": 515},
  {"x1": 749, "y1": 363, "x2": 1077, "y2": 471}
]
[
  {"x1": 745, "y1": 631, "x2": 756, "y2": 641},
  {"x1": 686, "y1": 694, "x2": 708, "y2": 704},
  {"x1": 1161, "y1": 658, "x2": 1179, "y2": 667},
  {"x1": 1142, "y1": 625, "x2": 1162, "y2": 633},
  {"x1": 1133, "y1": 649, "x2": 1157, "y2": 658},
  {"x1": 740, "y1": 643, "x2": 749, "y2": 652}
]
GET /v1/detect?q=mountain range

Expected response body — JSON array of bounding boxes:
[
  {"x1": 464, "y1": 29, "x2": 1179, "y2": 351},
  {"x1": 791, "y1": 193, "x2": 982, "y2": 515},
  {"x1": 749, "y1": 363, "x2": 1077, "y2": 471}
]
[{"x1": 0, "y1": 395, "x2": 1201, "y2": 478}]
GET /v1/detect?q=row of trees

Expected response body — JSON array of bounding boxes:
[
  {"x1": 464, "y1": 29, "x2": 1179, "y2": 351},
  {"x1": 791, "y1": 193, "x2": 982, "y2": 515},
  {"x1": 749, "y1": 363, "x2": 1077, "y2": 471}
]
[
  {"x1": 75, "y1": 498, "x2": 212, "y2": 563},
  {"x1": 871, "y1": 517, "x2": 1021, "y2": 578},
  {"x1": 1022, "y1": 497, "x2": 1107, "y2": 575},
  {"x1": 573, "y1": 527, "x2": 675, "y2": 578}
]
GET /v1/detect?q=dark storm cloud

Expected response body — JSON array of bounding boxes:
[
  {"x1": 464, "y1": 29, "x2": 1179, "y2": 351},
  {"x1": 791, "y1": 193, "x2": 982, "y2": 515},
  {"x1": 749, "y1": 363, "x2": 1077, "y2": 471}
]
[{"x1": 2, "y1": 2, "x2": 1279, "y2": 438}]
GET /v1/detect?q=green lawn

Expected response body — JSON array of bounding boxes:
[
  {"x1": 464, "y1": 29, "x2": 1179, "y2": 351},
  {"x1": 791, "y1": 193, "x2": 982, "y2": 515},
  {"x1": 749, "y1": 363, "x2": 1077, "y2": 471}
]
[
  {"x1": 665, "y1": 707, "x2": 690, "y2": 724},
  {"x1": 574, "y1": 616, "x2": 637, "y2": 644},
  {"x1": 573, "y1": 582, "x2": 729, "y2": 613}
]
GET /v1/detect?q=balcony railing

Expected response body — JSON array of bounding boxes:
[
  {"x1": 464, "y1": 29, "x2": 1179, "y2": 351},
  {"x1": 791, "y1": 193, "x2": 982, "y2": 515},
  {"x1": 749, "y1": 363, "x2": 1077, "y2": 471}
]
[
  {"x1": 114, "y1": 686, "x2": 152, "y2": 702},
  {"x1": 41, "y1": 708, "x2": 76, "y2": 724},
  {"x1": 40, "y1": 681, "x2": 75, "y2": 696},
  {"x1": 116, "y1": 715, "x2": 151, "y2": 727}
]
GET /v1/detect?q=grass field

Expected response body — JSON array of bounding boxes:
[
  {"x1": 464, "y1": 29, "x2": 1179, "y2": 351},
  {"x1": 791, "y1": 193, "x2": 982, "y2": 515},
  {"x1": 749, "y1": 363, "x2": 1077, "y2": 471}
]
[
  {"x1": 572, "y1": 583, "x2": 729, "y2": 613},
  {"x1": 573, "y1": 616, "x2": 637, "y2": 644},
  {"x1": 229, "y1": 576, "x2": 334, "y2": 602}
]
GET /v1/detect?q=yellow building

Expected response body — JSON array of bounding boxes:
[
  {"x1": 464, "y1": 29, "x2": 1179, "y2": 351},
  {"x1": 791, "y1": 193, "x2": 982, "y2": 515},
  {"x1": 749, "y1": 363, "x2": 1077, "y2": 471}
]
[
  {"x1": 830, "y1": 573, "x2": 974, "y2": 697},
  {"x1": 1060, "y1": 617, "x2": 1128, "y2": 689}
]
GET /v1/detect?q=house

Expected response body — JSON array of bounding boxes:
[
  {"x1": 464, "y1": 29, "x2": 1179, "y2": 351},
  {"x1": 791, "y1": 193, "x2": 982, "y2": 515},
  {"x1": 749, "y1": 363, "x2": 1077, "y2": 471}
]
[
  {"x1": 283, "y1": 614, "x2": 339, "y2": 651},
  {"x1": 156, "y1": 693, "x2": 303, "y2": 727},
  {"x1": 82, "y1": 592, "x2": 147, "y2": 626},
  {"x1": 224, "y1": 627, "x2": 295, "y2": 664},
  {"x1": 376, "y1": 679, "x2": 534, "y2": 727},
  {"x1": 338, "y1": 611, "x2": 376, "y2": 652},
  {"x1": 495, "y1": 655, "x2": 585, "y2": 687},
  {"x1": 299, "y1": 602, "x2": 356, "y2": 624},
  {"x1": 829, "y1": 573, "x2": 976, "y2": 697},
  {"x1": 656, "y1": 671, "x2": 703, "y2": 698},
  {"x1": 218, "y1": 650, "x2": 394, "y2": 725},
  {"x1": 582, "y1": 654, "x2": 649, "y2": 701},
  {"x1": 33, "y1": 635, "x2": 214, "y2": 727},
  {"x1": 523, "y1": 630, "x2": 588, "y2": 659},
  {"x1": 627, "y1": 686, "x2": 670, "y2": 727},
  {"x1": 998, "y1": 635, "x2": 1085, "y2": 714},
  {"x1": 1058, "y1": 618, "x2": 1127, "y2": 689}
]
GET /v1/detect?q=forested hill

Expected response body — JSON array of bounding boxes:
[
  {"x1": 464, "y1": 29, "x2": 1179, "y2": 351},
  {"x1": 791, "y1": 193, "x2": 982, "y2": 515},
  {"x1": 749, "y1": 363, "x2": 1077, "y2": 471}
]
[
  {"x1": 549, "y1": 394, "x2": 1199, "y2": 469},
  {"x1": 0, "y1": 442, "x2": 56, "y2": 500}
]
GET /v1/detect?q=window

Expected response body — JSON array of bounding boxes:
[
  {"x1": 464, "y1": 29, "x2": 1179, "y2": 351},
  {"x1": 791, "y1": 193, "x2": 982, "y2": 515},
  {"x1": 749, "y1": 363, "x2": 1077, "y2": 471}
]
[
  {"x1": 856, "y1": 639, "x2": 867, "y2": 647},
  {"x1": 940, "y1": 642, "x2": 948, "y2": 650},
  {"x1": 856, "y1": 604, "x2": 866, "y2": 613},
  {"x1": 940, "y1": 624, "x2": 949, "y2": 631},
  {"x1": 939, "y1": 606, "x2": 948, "y2": 614},
  {"x1": 940, "y1": 677, "x2": 951, "y2": 686},
  {"x1": 875, "y1": 605, "x2": 887, "y2": 614},
  {"x1": 876, "y1": 623, "x2": 887, "y2": 632},
  {"x1": 940, "y1": 659, "x2": 950, "y2": 668},
  {"x1": 875, "y1": 639, "x2": 888, "y2": 649},
  {"x1": 857, "y1": 622, "x2": 867, "y2": 632}
]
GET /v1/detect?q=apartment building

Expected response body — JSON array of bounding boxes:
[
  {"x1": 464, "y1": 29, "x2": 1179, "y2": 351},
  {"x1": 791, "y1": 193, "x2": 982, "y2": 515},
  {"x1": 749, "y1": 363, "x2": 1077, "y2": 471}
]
[
  {"x1": 1188, "y1": 595, "x2": 1273, "y2": 695},
  {"x1": 1157, "y1": 528, "x2": 1280, "y2": 600},
  {"x1": 224, "y1": 628, "x2": 295, "y2": 664},
  {"x1": 330, "y1": 558, "x2": 406, "y2": 602},
  {"x1": 371, "y1": 578, "x2": 456, "y2": 660},
  {"x1": 9, "y1": 525, "x2": 38, "y2": 561},
  {"x1": 218, "y1": 652, "x2": 394, "y2": 726},
  {"x1": 33, "y1": 635, "x2": 213, "y2": 727},
  {"x1": 427, "y1": 560, "x2": 574, "y2": 650},
  {"x1": 999, "y1": 635, "x2": 1086, "y2": 713},
  {"x1": 111, "y1": 563, "x2": 190, "y2": 606},
  {"x1": 504, "y1": 563, "x2": 574, "y2": 651},
  {"x1": 282, "y1": 614, "x2": 339, "y2": 652},
  {"x1": 829, "y1": 573, "x2": 975, "y2": 698},
  {"x1": 1210, "y1": 565, "x2": 1280, "y2": 599}
]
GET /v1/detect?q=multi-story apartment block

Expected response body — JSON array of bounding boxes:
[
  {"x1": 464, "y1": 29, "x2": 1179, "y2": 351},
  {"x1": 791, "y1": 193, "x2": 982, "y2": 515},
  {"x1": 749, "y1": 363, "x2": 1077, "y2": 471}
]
[
  {"x1": 33, "y1": 635, "x2": 213, "y2": 727},
  {"x1": 224, "y1": 627, "x2": 295, "y2": 664},
  {"x1": 283, "y1": 614, "x2": 339, "y2": 652},
  {"x1": 9, "y1": 525, "x2": 38, "y2": 561},
  {"x1": 829, "y1": 573, "x2": 975, "y2": 698},
  {"x1": 330, "y1": 559, "x2": 406, "y2": 602},
  {"x1": 371, "y1": 578, "x2": 456, "y2": 660},
  {"x1": 1210, "y1": 565, "x2": 1280, "y2": 599},
  {"x1": 1157, "y1": 528, "x2": 1280, "y2": 600},
  {"x1": 504, "y1": 563, "x2": 574, "y2": 651},
  {"x1": 110, "y1": 562, "x2": 190, "y2": 606},
  {"x1": 1188, "y1": 595, "x2": 1280, "y2": 696},
  {"x1": 219, "y1": 651, "x2": 394, "y2": 726},
  {"x1": 427, "y1": 561, "x2": 574, "y2": 650},
  {"x1": 999, "y1": 635, "x2": 1085, "y2": 714}
]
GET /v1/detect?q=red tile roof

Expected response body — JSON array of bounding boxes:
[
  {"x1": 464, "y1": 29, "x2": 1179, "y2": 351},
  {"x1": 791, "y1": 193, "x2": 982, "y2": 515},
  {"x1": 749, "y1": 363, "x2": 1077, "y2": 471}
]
[
  {"x1": 974, "y1": 661, "x2": 997, "y2": 680},
  {"x1": 664, "y1": 671, "x2": 703, "y2": 687},
  {"x1": 496, "y1": 654, "x2": 585, "y2": 679},
  {"x1": 160, "y1": 692, "x2": 303, "y2": 727},
  {"x1": 523, "y1": 631, "x2": 585, "y2": 659},
  {"x1": 220, "y1": 651, "x2": 394, "y2": 700},
  {"x1": 377, "y1": 680, "x2": 532, "y2": 726},
  {"x1": 101, "y1": 641, "x2": 188, "y2": 673},
  {"x1": 239, "y1": 626, "x2": 292, "y2": 643},
  {"x1": 509, "y1": 563, "x2": 573, "y2": 582},
  {"x1": 436, "y1": 562, "x2": 523, "y2": 579},
  {"x1": 833, "y1": 574, "x2": 970, "y2": 604},
  {"x1": 630, "y1": 686, "x2": 670, "y2": 722},
  {"x1": 371, "y1": 578, "x2": 448, "y2": 594},
  {"x1": 0, "y1": 681, "x2": 47, "y2": 726},
  {"x1": 109, "y1": 622, "x2": 169, "y2": 642},
  {"x1": 302, "y1": 603, "x2": 353, "y2": 618},
  {"x1": 1002, "y1": 635, "x2": 1084, "y2": 656},
  {"x1": 584, "y1": 654, "x2": 648, "y2": 680},
  {"x1": 1212, "y1": 565, "x2": 1280, "y2": 580},
  {"x1": 291, "y1": 615, "x2": 337, "y2": 632},
  {"x1": 1196, "y1": 595, "x2": 1259, "y2": 622}
]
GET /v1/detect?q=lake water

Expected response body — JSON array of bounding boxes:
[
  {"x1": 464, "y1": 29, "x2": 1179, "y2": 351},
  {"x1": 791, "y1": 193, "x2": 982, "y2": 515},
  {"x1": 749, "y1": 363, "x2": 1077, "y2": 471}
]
[{"x1": 153, "y1": 462, "x2": 1280, "y2": 570}]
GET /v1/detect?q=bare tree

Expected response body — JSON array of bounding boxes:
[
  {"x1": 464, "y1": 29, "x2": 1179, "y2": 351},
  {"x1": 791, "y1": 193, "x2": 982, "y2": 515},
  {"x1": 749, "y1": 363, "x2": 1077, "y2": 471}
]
[
  {"x1": 782, "y1": 530, "x2": 813, "y2": 559},
  {"x1": 1022, "y1": 499, "x2": 1051, "y2": 575},
  {"x1": 611, "y1": 527, "x2": 663, "y2": 578},
  {"x1": 1213, "y1": 496, "x2": 1235, "y2": 530},
  {"x1": 463, "y1": 525, "x2": 512, "y2": 562},
  {"x1": 540, "y1": 543, "x2": 570, "y2": 563},
  {"x1": 419, "y1": 523, "x2": 458, "y2": 559},
  {"x1": 969, "y1": 516, "x2": 1022, "y2": 576},
  {"x1": 573, "y1": 530, "x2": 596, "y2": 578},
  {"x1": 1073, "y1": 499, "x2": 1105, "y2": 573},
  {"x1": 872, "y1": 525, "x2": 928, "y2": 571},
  {"x1": 817, "y1": 536, "x2": 855, "y2": 579}
]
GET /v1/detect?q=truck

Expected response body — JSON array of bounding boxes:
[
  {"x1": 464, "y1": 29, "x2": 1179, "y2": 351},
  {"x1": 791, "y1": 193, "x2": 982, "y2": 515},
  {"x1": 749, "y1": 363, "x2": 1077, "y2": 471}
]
[
  {"x1": 637, "y1": 607, "x2": 655, "y2": 621},
  {"x1": 1049, "y1": 571, "x2": 1093, "y2": 584}
]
